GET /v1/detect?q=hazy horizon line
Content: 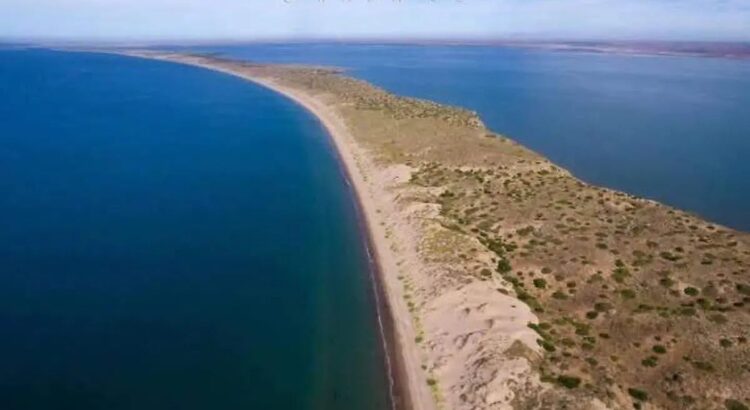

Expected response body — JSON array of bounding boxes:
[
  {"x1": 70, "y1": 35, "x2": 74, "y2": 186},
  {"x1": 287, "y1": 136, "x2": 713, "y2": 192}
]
[{"x1": 3, "y1": 35, "x2": 750, "y2": 48}]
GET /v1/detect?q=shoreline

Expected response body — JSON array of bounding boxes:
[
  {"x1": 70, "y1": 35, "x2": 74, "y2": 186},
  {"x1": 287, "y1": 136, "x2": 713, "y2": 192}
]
[
  {"x1": 264, "y1": 72, "x2": 419, "y2": 410},
  {"x1": 239, "y1": 66, "x2": 433, "y2": 410},
  {"x1": 112, "y1": 51, "x2": 433, "y2": 410},
  {"x1": 69, "y1": 48, "x2": 750, "y2": 410}
]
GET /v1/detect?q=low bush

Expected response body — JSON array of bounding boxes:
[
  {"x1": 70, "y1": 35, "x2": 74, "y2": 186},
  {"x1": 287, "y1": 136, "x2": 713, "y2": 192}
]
[
  {"x1": 537, "y1": 339, "x2": 556, "y2": 352},
  {"x1": 497, "y1": 258, "x2": 512, "y2": 274},
  {"x1": 556, "y1": 375, "x2": 581, "y2": 389},
  {"x1": 641, "y1": 356, "x2": 658, "y2": 367},
  {"x1": 659, "y1": 277, "x2": 675, "y2": 287},
  {"x1": 628, "y1": 388, "x2": 649, "y2": 401},
  {"x1": 552, "y1": 291, "x2": 568, "y2": 300},
  {"x1": 726, "y1": 399, "x2": 749, "y2": 410},
  {"x1": 684, "y1": 287, "x2": 699, "y2": 296},
  {"x1": 620, "y1": 289, "x2": 636, "y2": 299}
]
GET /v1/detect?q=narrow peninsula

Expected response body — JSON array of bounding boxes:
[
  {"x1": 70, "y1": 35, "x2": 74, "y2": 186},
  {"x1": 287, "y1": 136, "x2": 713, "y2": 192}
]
[{"x1": 119, "y1": 51, "x2": 750, "y2": 410}]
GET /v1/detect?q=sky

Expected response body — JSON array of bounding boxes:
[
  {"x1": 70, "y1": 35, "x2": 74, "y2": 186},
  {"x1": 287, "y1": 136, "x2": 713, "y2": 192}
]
[{"x1": 1, "y1": 0, "x2": 749, "y2": 42}]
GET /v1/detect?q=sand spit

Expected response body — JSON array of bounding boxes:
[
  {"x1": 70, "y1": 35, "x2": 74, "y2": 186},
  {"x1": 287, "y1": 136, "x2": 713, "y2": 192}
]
[{"x1": 106, "y1": 50, "x2": 750, "y2": 410}]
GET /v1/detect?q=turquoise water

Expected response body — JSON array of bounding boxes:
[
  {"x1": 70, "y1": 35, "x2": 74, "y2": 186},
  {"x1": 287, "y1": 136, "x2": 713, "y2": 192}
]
[
  {"x1": 0, "y1": 49, "x2": 389, "y2": 409},
  {"x1": 182, "y1": 43, "x2": 750, "y2": 231}
]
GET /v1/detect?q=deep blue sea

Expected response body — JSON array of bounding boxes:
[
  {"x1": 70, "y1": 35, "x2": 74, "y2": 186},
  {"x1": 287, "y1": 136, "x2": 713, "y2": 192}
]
[
  {"x1": 0, "y1": 49, "x2": 389, "y2": 409},
  {"x1": 179, "y1": 43, "x2": 750, "y2": 231}
]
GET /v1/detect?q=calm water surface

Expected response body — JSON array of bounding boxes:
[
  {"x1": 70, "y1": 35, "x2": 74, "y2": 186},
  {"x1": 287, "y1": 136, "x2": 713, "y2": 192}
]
[
  {"x1": 0, "y1": 49, "x2": 389, "y2": 409},
  {"x1": 182, "y1": 43, "x2": 750, "y2": 231}
]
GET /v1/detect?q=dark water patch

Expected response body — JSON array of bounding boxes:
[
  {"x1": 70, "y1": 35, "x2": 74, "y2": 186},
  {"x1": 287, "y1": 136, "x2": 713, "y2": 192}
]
[{"x1": 0, "y1": 49, "x2": 389, "y2": 409}]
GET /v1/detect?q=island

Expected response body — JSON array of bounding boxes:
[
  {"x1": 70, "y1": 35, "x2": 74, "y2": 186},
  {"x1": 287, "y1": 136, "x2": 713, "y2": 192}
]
[{"x1": 115, "y1": 50, "x2": 750, "y2": 410}]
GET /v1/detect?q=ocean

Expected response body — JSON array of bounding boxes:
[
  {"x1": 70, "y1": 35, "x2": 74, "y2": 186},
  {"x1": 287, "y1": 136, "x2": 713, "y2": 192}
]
[
  {"x1": 0, "y1": 49, "x2": 389, "y2": 409},
  {"x1": 181, "y1": 43, "x2": 750, "y2": 231}
]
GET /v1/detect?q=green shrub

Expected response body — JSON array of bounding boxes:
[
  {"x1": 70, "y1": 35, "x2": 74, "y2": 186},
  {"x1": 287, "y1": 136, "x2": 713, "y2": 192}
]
[
  {"x1": 527, "y1": 323, "x2": 552, "y2": 340},
  {"x1": 620, "y1": 289, "x2": 636, "y2": 299},
  {"x1": 726, "y1": 399, "x2": 749, "y2": 410},
  {"x1": 612, "y1": 266, "x2": 630, "y2": 283},
  {"x1": 684, "y1": 287, "x2": 699, "y2": 296},
  {"x1": 659, "y1": 251, "x2": 681, "y2": 262},
  {"x1": 556, "y1": 375, "x2": 581, "y2": 389},
  {"x1": 697, "y1": 298, "x2": 712, "y2": 309},
  {"x1": 533, "y1": 278, "x2": 547, "y2": 289},
  {"x1": 573, "y1": 322, "x2": 591, "y2": 336},
  {"x1": 659, "y1": 277, "x2": 675, "y2": 287},
  {"x1": 641, "y1": 356, "x2": 658, "y2": 367},
  {"x1": 652, "y1": 345, "x2": 667, "y2": 354},
  {"x1": 537, "y1": 339, "x2": 556, "y2": 352},
  {"x1": 552, "y1": 291, "x2": 568, "y2": 300},
  {"x1": 628, "y1": 388, "x2": 649, "y2": 401},
  {"x1": 497, "y1": 258, "x2": 512, "y2": 274}
]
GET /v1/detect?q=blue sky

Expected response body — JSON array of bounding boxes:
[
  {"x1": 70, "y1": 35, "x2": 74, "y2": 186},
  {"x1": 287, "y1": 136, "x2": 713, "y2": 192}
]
[{"x1": 2, "y1": 0, "x2": 749, "y2": 42}]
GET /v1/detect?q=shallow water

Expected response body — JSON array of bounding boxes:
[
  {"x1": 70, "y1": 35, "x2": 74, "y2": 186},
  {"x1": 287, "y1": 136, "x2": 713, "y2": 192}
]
[
  {"x1": 183, "y1": 43, "x2": 750, "y2": 231},
  {"x1": 0, "y1": 49, "x2": 389, "y2": 409}
]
